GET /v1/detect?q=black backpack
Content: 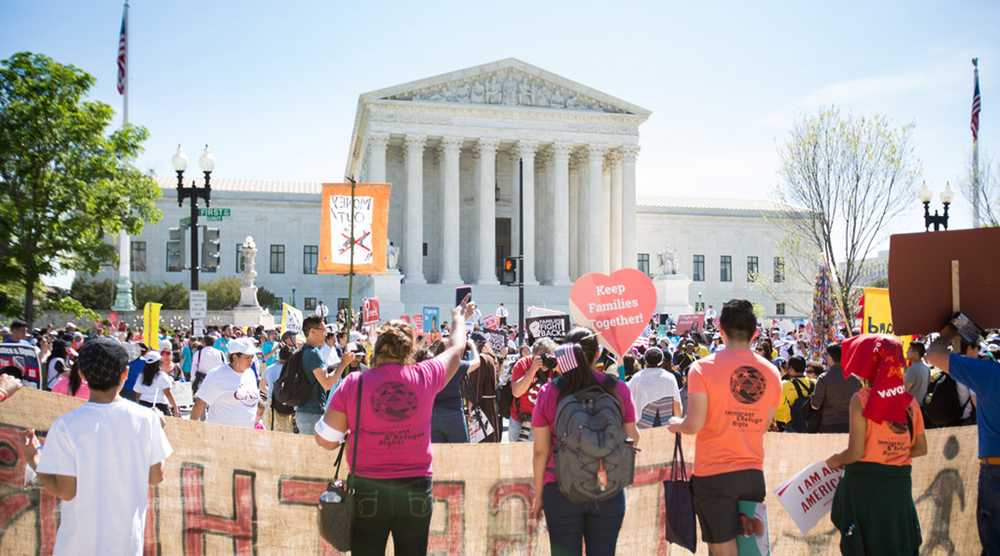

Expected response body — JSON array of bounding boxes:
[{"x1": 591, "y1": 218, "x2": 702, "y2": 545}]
[
  {"x1": 273, "y1": 349, "x2": 312, "y2": 409},
  {"x1": 923, "y1": 373, "x2": 969, "y2": 427},
  {"x1": 497, "y1": 377, "x2": 514, "y2": 419},
  {"x1": 786, "y1": 378, "x2": 815, "y2": 433},
  {"x1": 553, "y1": 374, "x2": 635, "y2": 503}
]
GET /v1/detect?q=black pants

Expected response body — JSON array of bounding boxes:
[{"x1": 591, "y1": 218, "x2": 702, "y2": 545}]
[
  {"x1": 192, "y1": 371, "x2": 206, "y2": 394},
  {"x1": 819, "y1": 422, "x2": 850, "y2": 433},
  {"x1": 139, "y1": 400, "x2": 171, "y2": 415},
  {"x1": 351, "y1": 476, "x2": 433, "y2": 556}
]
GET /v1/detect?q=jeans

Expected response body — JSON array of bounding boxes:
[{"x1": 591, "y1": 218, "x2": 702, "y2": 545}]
[
  {"x1": 979, "y1": 463, "x2": 1000, "y2": 555},
  {"x1": 431, "y1": 408, "x2": 469, "y2": 443},
  {"x1": 351, "y1": 476, "x2": 433, "y2": 556},
  {"x1": 542, "y1": 482, "x2": 626, "y2": 556},
  {"x1": 294, "y1": 411, "x2": 322, "y2": 435},
  {"x1": 508, "y1": 418, "x2": 532, "y2": 442}
]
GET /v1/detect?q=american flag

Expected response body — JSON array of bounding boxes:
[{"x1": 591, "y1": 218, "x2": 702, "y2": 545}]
[
  {"x1": 555, "y1": 344, "x2": 578, "y2": 373},
  {"x1": 632, "y1": 324, "x2": 653, "y2": 350},
  {"x1": 972, "y1": 58, "x2": 981, "y2": 141},
  {"x1": 116, "y1": 3, "x2": 128, "y2": 95}
]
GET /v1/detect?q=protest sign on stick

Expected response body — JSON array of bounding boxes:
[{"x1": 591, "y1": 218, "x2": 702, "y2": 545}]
[
  {"x1": 362, "y1": 297, "x2": 380, "y2": 326},
  {"x1": 318, "y1": 183, "x2": 390, "y2": 275},
  {"x1": 422, "y1": 306, "x2": 440, "y2": 333},
  {"x1": 774, "y1": 459, "x2": 844, "y2": 534},
  {"x1": 525, "y1": 315, "x2": 571, "y2": 341},
  {"x1": 888, "y1": 228, "x2": 1000, "y2": 334},
  {"x1": 569, "y1": 269, "x2": 657, "y2": 356}
]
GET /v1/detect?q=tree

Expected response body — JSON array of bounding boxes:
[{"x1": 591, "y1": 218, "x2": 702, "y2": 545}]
[
  {"x1": 204, "y1": 277, "x2": 241, "y2": 310},
  {"x1": 134, "y1": 282, "x2": 189, "y2": 310},
  {"x1": 961, "y1": 151, "x2": 999, "y2": 227},
  {"x1": 0, "y1": 52, "x2": 161, "y2": 326},
  {"x1": 70, "y1": 277, "x2": 115, "y2": 311},
  {"x1": 775, "y1": 107, "x2": 919, "y2": 329}
]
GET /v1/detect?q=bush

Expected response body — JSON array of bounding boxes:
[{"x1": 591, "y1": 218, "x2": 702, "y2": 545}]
[
  {"x1": 257, "y1": 286, "x2": 278, "y2": 312},
  {"x1": 70, "y1": 277, "x2": 114, "y2": 310},
  {"x1": 134, "y1": 281, "x2": 189, "y2": 310},
  {"x1": 204, "y1": 277, "x2": 241, "y2": 310}
]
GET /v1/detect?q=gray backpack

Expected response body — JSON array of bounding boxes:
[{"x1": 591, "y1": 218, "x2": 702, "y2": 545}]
[{"x1": 553, "y1": 376, "x2": 635, "y2": 504}]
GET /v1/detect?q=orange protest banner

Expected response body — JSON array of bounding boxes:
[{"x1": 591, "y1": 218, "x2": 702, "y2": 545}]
[{"x1": 318, "y1": 182, "x2": 391, "y2": 275}]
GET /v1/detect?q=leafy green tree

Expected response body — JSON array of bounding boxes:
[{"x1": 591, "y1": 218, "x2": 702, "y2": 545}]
[
  {"x1": 257, "y1": 286, "x2": 278, "y2": 312},
  {"x1": 70, "y1": 277, "x2": 115, "y2": 310},
  {"x1": 41, "y1": 295, "x2": 100, "y2": 323},
  {"x1": 134, "y1": 282, "x2": 189, "y2": 310},
  {"x1": 0, "y1": 52, "x2": 160, "y2": 326},
  {"x1": 204, "y1": 277, "x2": 241, "y2": 310}
]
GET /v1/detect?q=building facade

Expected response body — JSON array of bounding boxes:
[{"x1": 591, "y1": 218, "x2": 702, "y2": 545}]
[{"x1": 98, "y1": 59, "x2": 811, "y2": 320}]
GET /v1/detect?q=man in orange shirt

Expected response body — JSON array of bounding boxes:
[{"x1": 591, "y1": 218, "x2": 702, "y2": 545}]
[{"x1": 668, "y1": 299, "x2": 781, "y2": 556}]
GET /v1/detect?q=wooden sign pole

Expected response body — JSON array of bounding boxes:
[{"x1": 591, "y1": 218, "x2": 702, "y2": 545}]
[{"x1": 951, "y1": 260, "x2": 961, "y2": 352}]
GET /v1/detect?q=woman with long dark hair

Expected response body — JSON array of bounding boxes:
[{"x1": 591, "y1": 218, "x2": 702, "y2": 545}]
[
  {"x1": 133, "y1": 351, "x2": 179, "y2": 417},
  {"x1": 530, "y1": 327, "x2": 639, "y2": 556},
  {"x1": 52, "y1": 359, "x2": 90, "y2": 400},
  {"x1": 45, "y1": 339, "x2": 69, "y2": 390},
  {"x1": 314, "y1": 302, "x2": 471, "y2": 556}
]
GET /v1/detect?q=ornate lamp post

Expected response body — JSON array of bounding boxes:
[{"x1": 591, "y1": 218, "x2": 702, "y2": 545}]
[
  {"x1": 172, "y1": 145, "x2": 215, "y2": 290},
  {"x1": 919, "y1": 181, "x2": 952, "y2": 232}
]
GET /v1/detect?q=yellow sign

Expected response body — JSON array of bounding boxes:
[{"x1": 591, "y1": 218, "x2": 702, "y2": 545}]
[
  {"x1": 862, "y1": 288, "x2": 912, "y2": 354},
  {"x1": 143, "y1": 302, "x2": 162, "y2": 350}
]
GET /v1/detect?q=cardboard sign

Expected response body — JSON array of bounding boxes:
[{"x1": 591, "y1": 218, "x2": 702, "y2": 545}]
[
  {"x1": 422, "y1": 306, "x2": 440, "y2": 333},
  {"x1": 675, "y1": 313, "x2": 705, "y2": 335},
  {"x1": 0, "y1": 343, "x2": 41, "y2": 388},
  {"x1": 318, "y1": 183, "x2": 390, "y2": 275},
  {"x1": 525, "y1": 315, "x2": 571, "y2": 341},
  {"x1": 362, "y1": 297, "x2": 380, "y2": 326},
  {"x1": 888, "y1": 227, "x2": 1000, "y2": 334},
  {"x1": 774, "y1": 460, "x2": 844, "y2": 534},
  {"x1": 569, "y1": 269, "x2": 657, "y2": 357}
]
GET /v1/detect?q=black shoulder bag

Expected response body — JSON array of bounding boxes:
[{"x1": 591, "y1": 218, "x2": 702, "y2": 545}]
[{"x1": 318, "y1": 375, "x2": 363, "y2": 551}]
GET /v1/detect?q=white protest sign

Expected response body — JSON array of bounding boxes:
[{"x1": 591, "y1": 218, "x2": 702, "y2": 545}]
[{"x1": 774, "y1": 460, "x2": 844, "y2": 534}]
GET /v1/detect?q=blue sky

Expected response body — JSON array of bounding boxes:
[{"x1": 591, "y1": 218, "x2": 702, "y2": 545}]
[{"x1": 3, "y1": 0, "x2": 998, "y2": 238}]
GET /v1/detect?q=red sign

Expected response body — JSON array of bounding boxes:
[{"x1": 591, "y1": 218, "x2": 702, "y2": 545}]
[
  {"x1": 569, "y1": 269, "x2": 657, "y2": 357},
  {"x1": 413, "y1": 313, "x2": 424, "y2": 332},
  {"x1": 482, "y1": 315, "x2": 499, "y2": 330},
  {"x1": 362, "y1": 298, "x2": 380, "y2": 326},
  {"x1": 675, "y1": 313, "x2": 705, "y2": 335}
]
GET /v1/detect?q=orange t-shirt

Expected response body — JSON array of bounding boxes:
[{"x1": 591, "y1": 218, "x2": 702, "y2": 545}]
[
  {"x1": 856, "y1": 388, "x2": 925, "y2": 466},
  {"x1": 687, "y1": 349, "x2": 782, "y2": 477}
]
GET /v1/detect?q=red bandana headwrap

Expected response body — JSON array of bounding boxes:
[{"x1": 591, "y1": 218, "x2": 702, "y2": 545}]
[{"x1": 840, "y1": 334, "x2": 912, "y2": 424}]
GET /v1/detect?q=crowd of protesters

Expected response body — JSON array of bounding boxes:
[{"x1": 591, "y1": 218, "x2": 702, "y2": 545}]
[{"x1": 2, "y1": 295, "x2": 998, "y2": 556}]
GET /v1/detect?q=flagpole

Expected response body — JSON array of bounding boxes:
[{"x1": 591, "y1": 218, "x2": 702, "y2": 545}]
[
  {"x1": 112, "y1": 0, "x2": 136, "y2": 312},
  {"x1": 972, "y1": 57, "x2": 981, "y2": 228}
]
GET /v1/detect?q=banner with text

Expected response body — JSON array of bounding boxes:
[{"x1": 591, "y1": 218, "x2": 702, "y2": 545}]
[
  {"x1": 525, "y1": 314, "x2": 571, "y2": 341},
  {"x1": 0, "y1": 389, "x2": 981, "y2": 555},
  {"x1": 318, "y1": 183, "x2": 391, "y2": 275},
  {"x1": 862, "y1": 288, "x2": 912, "y2": 355}
]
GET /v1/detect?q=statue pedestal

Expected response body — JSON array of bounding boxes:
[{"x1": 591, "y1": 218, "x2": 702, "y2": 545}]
[
  {"x1": 369, "y1": 270, "x2": 405, "y2": 321},
  {"x1": 232, "y1": 306, "x2": 275, "y2": 329},
  {"x1": 653, "y1": 273, "x2": 693, "y2": 318},
  {"x1": 239, "y1": 286, "x2": 259, "y2": 307},
  {"x1": 111, "y1": 275, "x2": 136, "y2": 312}
]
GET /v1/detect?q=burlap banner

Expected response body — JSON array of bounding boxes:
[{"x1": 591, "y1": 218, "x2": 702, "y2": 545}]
[{"x1": 0, "y1": 389, "x2": 982, "y2": 554}]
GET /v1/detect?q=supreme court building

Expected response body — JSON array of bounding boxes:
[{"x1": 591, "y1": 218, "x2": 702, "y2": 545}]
[{"x1": 101, "y1": 59, "x2": 811, "y2": 320}]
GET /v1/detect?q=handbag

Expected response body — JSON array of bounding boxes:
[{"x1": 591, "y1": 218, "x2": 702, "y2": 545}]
[
  {"x1": 466, "y1": 405, "x2": 495, "y2": 443},
  {"x1": 318, "y1": 375, "x2": 363, "y2": 551},
  {"x1": 663, "y1": 433, "x2": 697, "y2": 553}
]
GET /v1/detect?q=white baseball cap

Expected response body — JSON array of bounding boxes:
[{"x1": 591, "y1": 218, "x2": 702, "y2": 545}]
[
  {"x1": 228, "y1": 337, "x2": 259, "y2": 356},
  {"x1": 140, "y1": 351, "x2": 161, "y2": 364}
]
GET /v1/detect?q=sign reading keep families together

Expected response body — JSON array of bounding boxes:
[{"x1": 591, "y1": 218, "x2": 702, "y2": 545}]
[{"x1": 569, "y1": 269, "x2": 657, "y2": 356}]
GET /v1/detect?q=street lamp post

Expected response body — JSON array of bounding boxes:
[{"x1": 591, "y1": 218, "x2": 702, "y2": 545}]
[
  {"x1": 172, "y1": 145, "x2": 215, "y2": 291},
  {"x1": 919, "y1": 181, "x2": 952, "y2": 232}
]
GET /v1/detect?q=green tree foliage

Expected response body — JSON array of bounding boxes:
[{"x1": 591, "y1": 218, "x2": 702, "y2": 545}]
[
  {"x1": 41, "y1": 295, "x2": 100, "y2": 323},
  {"x1": 0, "y1": 52, "x2": 161, "y2": 326},
  {"x1": 134, "y1": 282, "x2": 189, "y2": 310},
  {"x1": 257, "y1": 286, "x2": 278, "y2": 312},
  {"x1": 204, "y1": 277, "x2": 241, "y2": 310},
  {"x1": 70, "y1": 276, "x2": 114, "y2": 311}
]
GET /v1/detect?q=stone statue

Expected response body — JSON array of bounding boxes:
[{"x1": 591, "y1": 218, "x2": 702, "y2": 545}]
[
  {"x1": 387, "y1": 241, "x2": 399, "y2": 271},
  {"x1": 502, "y1": 75, "x2": 517, "y2": 105},
  {"x1": 518, "y1": 79, "x2": 533, "y2": 105},
  {"x1": 470, "y1": 81, "x2": 485, "y2": 103},
  {"x1": 239, "y1": 236, "x2": 261, "y2": 307},
  {"x1": 550, "y1": 88, "x2": 565, "y2": 108},
  {"x1": 455, "y1": 82, "x2": 470, "y2": 102},
  {"x1": 566, "y1": 95, "x2": 579, "y2": 109},
  {"x1": 486, "y1": 77, "x2": 502, "y2": 104},
  {"x1": 656, "y1": 248, "x2": 678, "y2": 276}
]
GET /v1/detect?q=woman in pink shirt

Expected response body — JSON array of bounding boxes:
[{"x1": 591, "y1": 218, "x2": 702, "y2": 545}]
[
  {"x1": 51, "y1": 360, "x2": 90, "y2": 400},
  {"x1": 315, "y1": 301, "x2": 470, "y2": 556}
]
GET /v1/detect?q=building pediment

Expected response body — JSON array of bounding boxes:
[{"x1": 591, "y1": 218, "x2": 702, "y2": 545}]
[{"x1": 361, "y1": 58, "x2": 650, "y2": 117}]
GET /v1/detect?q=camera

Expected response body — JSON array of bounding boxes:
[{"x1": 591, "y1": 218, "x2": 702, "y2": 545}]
[{"x1": 540, "y1": 353, "x2": 557, "y2": 370}]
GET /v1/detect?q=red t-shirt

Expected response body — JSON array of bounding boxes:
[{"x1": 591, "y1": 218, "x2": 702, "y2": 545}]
[{"x1": 509, "y1": 356, "x2": 550, "y2": 421}]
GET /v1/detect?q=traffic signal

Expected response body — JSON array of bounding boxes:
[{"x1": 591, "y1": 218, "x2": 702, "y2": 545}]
[
  {"x1": 201, "y1": 227, "x2": 221, "y2": 272},
  {"x1": 501, "y1": 257, "x2": 517, "y2": 284},
  {"x1": 166, "y1": 227, "x2": 184, "y2": 272}
]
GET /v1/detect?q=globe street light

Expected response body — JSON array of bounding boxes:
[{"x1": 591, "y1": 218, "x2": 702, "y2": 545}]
[
  {"x1": 174, "y1": 144, "x2": 215, "y2": 290},
  {"x1": 921, "y1": 180, "x2": 952, "y2": 232}
]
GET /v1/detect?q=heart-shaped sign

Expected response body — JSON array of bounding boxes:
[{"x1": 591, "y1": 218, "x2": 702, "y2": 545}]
[{"x1": 569, "y1": 268, "x2": 658, "y2": 357}]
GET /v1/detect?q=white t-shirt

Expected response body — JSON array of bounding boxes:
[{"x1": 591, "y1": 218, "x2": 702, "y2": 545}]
[
  {"x1": 133, "y1": 371, "x2": 174, "y2": 405},
  {"x1": 195, "y1": 365, "x2": 260, "y2": 428},
  {"x1": 194, "y1": 346, "x2": 226, "y2": 376},
  {"x1": 318, "y1": 344, "x2": 341, "y2": 369},
  {"x1": 47, "y1": 357, "x2": 67, "y2": 389},
  {"x1": 37, "y1": 399, "x2": 172, "y2": 556},
  {"x1": 627, "y1": 367, "x2": 682, "y2": 429}
]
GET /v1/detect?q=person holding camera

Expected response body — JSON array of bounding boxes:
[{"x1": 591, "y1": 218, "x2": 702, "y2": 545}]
[{"x1": 508, "y1": 338, "x2": 558, "y2": 442}]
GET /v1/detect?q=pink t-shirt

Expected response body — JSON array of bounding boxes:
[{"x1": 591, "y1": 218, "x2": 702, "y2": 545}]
[
  {"x1": 52, "y1": 375, "x2": 90, "y2": 400},
  {"x1": 328, "y1": 359, "x2": 447, "y2": 479},
  {"x1": 531, "y1": 371, "x2": 637, "y2": 484}
]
